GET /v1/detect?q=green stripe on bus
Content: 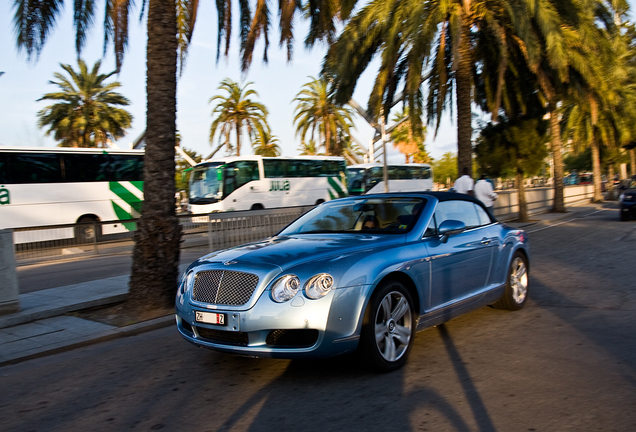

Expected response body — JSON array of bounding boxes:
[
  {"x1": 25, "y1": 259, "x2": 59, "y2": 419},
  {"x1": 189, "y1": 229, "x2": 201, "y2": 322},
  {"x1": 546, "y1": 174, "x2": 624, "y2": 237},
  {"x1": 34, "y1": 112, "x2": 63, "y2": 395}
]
[
  {"x1": 111, "y1": 201, "x2": 137, "y2": 231},
  {"x1": 130, "y1": 181, "x2": 144, "y2": 193},
  {"x1": 328, "y1": 190, "x2": 336, "y2": 200},
  {"x1": 109, "y1": 182, "x2": 142, "y2": 213},
  {"x1": 327, "y1": 177, "x2": 347, "y2": 198}
]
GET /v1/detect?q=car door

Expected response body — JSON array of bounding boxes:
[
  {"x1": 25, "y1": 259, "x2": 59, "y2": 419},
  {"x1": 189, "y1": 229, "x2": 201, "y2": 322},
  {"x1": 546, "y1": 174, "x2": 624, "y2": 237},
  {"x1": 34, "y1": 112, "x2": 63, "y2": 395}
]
[{"x1": 424, "y1": 200, "x2": 495, "y2": 311}]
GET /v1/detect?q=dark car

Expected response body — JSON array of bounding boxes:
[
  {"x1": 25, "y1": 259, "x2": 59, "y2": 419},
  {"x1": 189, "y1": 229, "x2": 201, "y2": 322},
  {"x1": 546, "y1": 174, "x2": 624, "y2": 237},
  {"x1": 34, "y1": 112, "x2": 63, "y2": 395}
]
[{"x1": 619, "y1": 176, "x2": 636, "y2": 221}]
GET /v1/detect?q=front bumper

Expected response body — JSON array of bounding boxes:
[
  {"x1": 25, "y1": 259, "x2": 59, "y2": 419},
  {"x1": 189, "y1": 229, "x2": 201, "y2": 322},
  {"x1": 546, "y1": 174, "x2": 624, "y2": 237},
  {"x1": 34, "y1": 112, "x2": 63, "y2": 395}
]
[
  {"x1": 175, "y1": 284, "x2": 368, "y2": 359},
  {"x1": 620, "y1": 200, "x2": 636, "y2": 216}
]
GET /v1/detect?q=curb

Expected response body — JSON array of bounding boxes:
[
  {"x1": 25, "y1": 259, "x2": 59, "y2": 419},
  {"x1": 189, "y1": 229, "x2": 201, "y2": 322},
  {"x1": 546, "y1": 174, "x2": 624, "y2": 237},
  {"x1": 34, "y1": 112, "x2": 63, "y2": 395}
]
[
  {"x1": 0, "y1": 314, "x2": 174, "y2": 367},
  {"x1": 0, "y1": 294, "x2": 128, "y2": 330}
]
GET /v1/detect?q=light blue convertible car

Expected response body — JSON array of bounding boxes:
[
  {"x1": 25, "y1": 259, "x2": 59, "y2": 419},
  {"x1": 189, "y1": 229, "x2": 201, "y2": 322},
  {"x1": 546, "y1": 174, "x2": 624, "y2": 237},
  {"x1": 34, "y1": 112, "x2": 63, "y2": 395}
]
[{"x1": 175, "y1": 192, "x2": 530, "y2": 371}]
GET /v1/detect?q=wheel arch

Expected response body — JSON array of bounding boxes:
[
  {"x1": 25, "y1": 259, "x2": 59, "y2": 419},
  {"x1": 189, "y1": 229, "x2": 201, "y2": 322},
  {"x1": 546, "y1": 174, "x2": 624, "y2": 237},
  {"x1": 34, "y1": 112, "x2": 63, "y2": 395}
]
[
  {"x1": 76, "y1": 214, "x2": 101, "y2": 224},
  {"x1": 373, "y1": 271, "x2": 422, "y2": 316},
  {"x1": 513, "y1": 246, "x2": 530, "y2": 272}
]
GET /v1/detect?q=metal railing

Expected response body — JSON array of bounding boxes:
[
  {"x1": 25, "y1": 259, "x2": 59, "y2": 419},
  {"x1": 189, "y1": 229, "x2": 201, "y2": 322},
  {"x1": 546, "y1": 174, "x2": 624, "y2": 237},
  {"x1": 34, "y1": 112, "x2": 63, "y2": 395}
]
[
  {"x1": 13, "y1": 205, "x2": 314, "y2": 265},
  {"x1": 11, "y1": 185, "x2": 596, "y2": 265},
  {"x1": 493, "y1": 184, "x2": 594, "y2": 221}
]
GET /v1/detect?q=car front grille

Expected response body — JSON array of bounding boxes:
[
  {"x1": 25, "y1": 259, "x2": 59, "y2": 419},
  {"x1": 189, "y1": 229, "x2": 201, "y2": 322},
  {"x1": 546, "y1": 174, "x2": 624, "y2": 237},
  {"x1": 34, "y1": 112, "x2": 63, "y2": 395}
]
[
  {"x1": 192, "y1": 270, "x2": 259, "y2": 306},
  {"x1": 196, "y1": 326, "x2": 249, "y2": 346},
  {"x1": 266, "y1": 329, "x2": 319, "y2": 348}
]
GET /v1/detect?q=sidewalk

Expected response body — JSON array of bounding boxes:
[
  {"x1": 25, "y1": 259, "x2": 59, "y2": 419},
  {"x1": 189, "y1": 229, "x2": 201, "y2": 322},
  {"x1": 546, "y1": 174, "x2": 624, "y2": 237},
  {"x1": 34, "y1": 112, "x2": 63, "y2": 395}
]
[{"x1": 0, "y1": 203, "x2": 610, "y2": 367}]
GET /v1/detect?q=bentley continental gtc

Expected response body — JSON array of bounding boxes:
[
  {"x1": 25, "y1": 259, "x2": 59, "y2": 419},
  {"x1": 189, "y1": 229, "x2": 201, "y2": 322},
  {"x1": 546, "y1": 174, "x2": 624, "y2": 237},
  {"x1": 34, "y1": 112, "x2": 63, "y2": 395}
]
[{"x1": 175, "y1": 193, "x2": 530, "y2": 371}]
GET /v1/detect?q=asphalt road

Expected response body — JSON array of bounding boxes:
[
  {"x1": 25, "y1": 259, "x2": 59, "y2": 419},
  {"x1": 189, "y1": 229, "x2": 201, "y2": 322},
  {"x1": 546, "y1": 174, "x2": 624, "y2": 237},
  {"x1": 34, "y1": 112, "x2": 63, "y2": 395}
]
[
  {"x1": 1, "y1": 206, "x2": 635, "y2": 432},
  {"x1": 16, "y1": 248, "x2": 210, "y2": 293}
]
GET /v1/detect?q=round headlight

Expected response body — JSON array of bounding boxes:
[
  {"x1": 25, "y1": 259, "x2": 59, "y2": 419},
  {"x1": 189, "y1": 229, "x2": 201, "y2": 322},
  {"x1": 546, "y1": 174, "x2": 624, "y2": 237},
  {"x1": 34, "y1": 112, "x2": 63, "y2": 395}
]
[
  {"x1": 305, "y1": 273, "x2": 334, "y2": 299},
  {"x1": 271, "y1": 275, "x2": 300, "y2": 302},
  {"x1": 619, "y1": 193, "x2": 625, "y2": 202}
]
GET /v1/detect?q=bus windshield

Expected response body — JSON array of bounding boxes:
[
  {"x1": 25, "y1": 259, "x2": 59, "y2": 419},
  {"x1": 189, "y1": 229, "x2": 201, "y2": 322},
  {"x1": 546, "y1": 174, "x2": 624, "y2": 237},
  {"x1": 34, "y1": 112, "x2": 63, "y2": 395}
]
[
  {"x1": 189, "y1": 162, "x2": 224, "y2": 204},
  {"x1": 346, "y1": 168, "x2": 366, "y2": 195}
]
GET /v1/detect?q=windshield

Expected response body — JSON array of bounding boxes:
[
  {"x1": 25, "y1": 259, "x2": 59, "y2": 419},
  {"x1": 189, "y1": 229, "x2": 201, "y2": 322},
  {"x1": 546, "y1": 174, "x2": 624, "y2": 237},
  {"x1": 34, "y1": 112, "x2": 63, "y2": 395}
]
[
  {"x1": 279, "y1": 197, "x2": 427, "y2": 235},
  {"x1": 346, "y1": 168, "x2": 366, "y2": 195},
  {"x1": 189, "y1": 163, "x2": 224, "y2": 204}
]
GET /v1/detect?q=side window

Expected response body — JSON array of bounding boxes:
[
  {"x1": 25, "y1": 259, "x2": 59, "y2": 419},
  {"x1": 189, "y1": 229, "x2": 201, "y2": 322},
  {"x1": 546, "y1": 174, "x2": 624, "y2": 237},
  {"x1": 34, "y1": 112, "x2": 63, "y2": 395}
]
[
  {"x1": 263, "y1": 159, "x2": 287, "y2": 178},
  {"x1": 63, "y1": 154, "x2": 110, "y2": 182},
  {"x1": 434, "y1": 200, "x2": 481, "y2": 230},
  {"x1": 368, "y1": 167, "x2": 383, "y2": 188},
  {"x1": 234, "y1": 161, "x2": 259, "y2": 188},
  {"x1": 475, "y1": 204, "x2": 492, "y2": 226},
  {"x1": 0, "y1": 154, "x2": 8, "y2": 183},
  {"x1": 8, "y1": 153, "x2": 63, "y2": 183},
  {"x1": 109, "y1": 155, "x2": 144, "y2": 181},
  {"x1": 423, "y1": 214, "x2": 437, "y2": 237}
]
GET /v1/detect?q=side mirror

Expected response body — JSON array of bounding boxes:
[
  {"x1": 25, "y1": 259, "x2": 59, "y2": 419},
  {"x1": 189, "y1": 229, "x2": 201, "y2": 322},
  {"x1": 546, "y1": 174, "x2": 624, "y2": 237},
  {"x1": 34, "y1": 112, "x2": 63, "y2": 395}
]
[{"x1": 438, "y1": 220, "x2": 466, "y2": 243}]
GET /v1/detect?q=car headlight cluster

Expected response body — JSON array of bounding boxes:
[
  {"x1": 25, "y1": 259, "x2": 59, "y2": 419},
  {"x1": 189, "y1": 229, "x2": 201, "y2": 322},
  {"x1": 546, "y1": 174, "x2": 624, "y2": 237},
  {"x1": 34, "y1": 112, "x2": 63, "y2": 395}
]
[
  {"x1": 271, "y1": 275, "x2": 301, "y2": 302},
  {"x1": 271, "y1": 273, "x2": 334, "y2": 303},
  {"x1": 180, "y1": 270, "x2": 195, "y2": 295}
]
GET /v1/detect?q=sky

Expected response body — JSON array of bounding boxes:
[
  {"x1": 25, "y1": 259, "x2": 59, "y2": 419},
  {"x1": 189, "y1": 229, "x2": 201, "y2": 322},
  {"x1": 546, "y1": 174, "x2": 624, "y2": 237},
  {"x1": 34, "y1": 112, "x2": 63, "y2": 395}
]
[{"x1": 1, "y1": 2, "x2": 634, "y2": 164}]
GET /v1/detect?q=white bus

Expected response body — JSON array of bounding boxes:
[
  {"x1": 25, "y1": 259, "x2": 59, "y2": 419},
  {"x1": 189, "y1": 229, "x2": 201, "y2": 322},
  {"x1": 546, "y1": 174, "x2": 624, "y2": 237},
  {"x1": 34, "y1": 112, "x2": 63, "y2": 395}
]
[
  {"x1": 346, "y1": 163, "x2": 433, "y2": 195},
  {"x1": 188, "y1": 155, "x2": 347, "y2": 213},
  {"x1": 0, "y1": 147, "x2": 144, "y2": 242}
]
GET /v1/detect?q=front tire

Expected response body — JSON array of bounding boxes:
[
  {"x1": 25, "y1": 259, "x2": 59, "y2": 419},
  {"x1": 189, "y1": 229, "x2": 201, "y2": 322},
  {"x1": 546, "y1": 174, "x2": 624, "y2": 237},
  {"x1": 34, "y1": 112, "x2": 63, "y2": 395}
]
[
  {"x1": 492, "y1": 252, "x2": 529, "y2": 310},
  {"x1": 359, "y1": 280, "x2": 416, "y2": 372}
]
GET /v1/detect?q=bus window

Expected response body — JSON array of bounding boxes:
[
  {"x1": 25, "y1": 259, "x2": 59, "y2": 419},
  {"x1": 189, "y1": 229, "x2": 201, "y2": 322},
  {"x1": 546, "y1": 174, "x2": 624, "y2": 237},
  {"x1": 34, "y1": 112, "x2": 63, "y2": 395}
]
[
  {"x1": 110, "y1": 155, "x2": 144, "y2": 181},
  {"x1": 222, "y1": 161, "x2": 259, "y2": 198},
  {"x1": 63, "y1": 153, "x2": 110, "y2": 182},
  {"x1": 346, "y1": 168, "x2": 366, "y2": 195},
  {"x1": 8, "y1": 153, "x2": 63, "y2": 184},
  {"x1": 263, "y1": 159, "x2": 288, "y2": 178},
  {"x1": 0, "y1": 154, "x2": 8, "y2": 184}
]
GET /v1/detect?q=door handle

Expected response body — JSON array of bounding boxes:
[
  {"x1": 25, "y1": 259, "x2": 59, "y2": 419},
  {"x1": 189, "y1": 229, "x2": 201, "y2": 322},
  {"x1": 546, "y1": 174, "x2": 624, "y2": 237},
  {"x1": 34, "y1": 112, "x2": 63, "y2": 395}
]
[{"x1": 480, "y1": 238, "x2": 491, "y2": 245}]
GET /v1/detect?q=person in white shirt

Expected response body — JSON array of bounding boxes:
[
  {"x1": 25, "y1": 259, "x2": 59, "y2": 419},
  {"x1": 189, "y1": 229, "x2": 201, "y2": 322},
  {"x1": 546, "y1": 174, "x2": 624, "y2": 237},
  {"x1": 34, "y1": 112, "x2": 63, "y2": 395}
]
[
  {"x1": 453, "y1": 167, "x2": 474, "y2": 196},
  {"x1": 474, "y1": 175, "x2": 498, "y2": 212}
]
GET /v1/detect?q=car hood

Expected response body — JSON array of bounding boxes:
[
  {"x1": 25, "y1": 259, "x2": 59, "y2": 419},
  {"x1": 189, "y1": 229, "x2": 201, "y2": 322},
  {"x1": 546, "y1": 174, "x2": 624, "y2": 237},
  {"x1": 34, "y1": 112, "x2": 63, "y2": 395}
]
[{"x1": 195, "y1": 234, "x2": 404, "y2": 271}]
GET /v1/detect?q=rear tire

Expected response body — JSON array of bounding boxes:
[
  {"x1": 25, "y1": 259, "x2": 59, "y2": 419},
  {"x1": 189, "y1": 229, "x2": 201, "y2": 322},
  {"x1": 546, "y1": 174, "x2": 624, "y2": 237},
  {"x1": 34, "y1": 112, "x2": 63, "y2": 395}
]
[
  {"x1": 75, "y1": 216, "x2": 101, "y2": 243},
  {"x1": 250, "y1": 204, "x2": 264, "y2": 210},
  {"x1": 315, "y1": 199, "x2": 325, "y2": 206},
  {"x1": 359, "y1": 280, "x2": 416, "y2": 372},
  {"x1": 492, "y1": 252, "x2": 529, "y2": 310}
]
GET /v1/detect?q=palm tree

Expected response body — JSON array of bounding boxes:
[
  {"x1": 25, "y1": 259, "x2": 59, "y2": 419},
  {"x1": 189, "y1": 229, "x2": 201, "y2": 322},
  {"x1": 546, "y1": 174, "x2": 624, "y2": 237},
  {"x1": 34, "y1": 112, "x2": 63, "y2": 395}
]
[
  {"x1": 322, "y1": 0, "x2": 547, "y2": 177},
  {"x1": 252, "y1": 130, "x2": 282, "y2": 157},
  {"x1": 298, "y1": 140, "x2": 322, "y2": 156},
  {"x1": 390, "y1": 109, "x2": 427, "y2": 163},
  {"x1": 11, "y1": 0, "x2": 354, "y2": 309},
  {"x1": 37, "y1": 60, "x2": 132, "y2": 148},
  {"x1": 209, "y1": 79, "x2": 269, "y2": 157},
  {"x1": 293, "y1": 77, "x2": 355, "y2": 156}
]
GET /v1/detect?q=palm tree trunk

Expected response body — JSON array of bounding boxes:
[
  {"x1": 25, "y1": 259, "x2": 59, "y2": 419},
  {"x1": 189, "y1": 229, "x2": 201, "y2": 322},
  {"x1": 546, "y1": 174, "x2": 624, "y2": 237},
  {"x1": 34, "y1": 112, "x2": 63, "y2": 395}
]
[
  {"x1": 591, "y1": 136, "x2": 603, "y2": 202},
  {"x1": 236, "y1": 123, "x2": 241, "y2": 156},
  {"x1": 517, "y1": 170, "x2": 528, "y2": 222},
  {"x1": 456, "y1": 17, "x2": 473, "y2": 178},
  {"x1": 325, "y1": 118, "x2": 332, "y2": 156},
  {"x1": 549, "y1": 104, "x2": 565, "y2": 212},
  {"x1": 630, "y1": 148, "x2": 636, "y2": 176},
  {"x1": 128, "y1": 0, "x2": 182, "y2": 310}
]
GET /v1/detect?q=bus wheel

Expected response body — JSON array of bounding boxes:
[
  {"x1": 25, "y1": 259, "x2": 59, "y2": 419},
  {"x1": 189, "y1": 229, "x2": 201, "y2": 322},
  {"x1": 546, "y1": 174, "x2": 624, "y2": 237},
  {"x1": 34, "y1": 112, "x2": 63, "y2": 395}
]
[
  {"x1": 75, "y1": 216, "x2": 102, "y2": 244},
  {"x1": 315, "y1": 199, "x2": 325, "y2": 205},
  {"x1": 250, "y1": 204, "x2": 264, "y2": 210}
]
